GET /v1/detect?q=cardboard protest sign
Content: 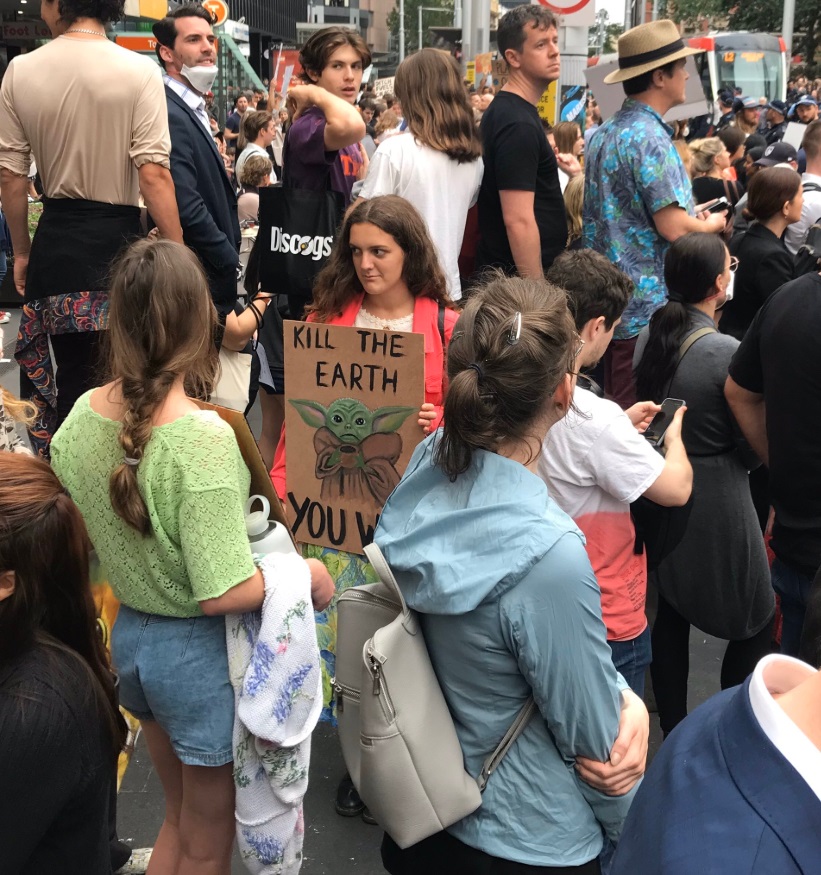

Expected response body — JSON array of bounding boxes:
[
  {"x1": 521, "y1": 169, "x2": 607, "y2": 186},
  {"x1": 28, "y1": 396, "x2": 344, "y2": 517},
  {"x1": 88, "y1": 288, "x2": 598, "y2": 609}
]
[
  {"x1": 283, "y1": 320, "x2": 425, "y2": 553},
  {"x1": 373, "y1": 76, "x2": 395, "y2": 97},
  {"x1": 193, "y1": 398, "x2": 291, "y2": 534}
]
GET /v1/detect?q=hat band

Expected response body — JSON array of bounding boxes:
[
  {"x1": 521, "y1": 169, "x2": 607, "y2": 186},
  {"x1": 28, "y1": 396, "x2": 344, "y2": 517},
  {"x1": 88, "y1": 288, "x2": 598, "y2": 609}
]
[{"x1": 619, "y1": 38, "x2": 685, "y2": 70}]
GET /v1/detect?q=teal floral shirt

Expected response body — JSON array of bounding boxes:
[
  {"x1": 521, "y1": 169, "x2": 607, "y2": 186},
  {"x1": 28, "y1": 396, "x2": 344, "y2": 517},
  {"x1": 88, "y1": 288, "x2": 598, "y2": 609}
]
[{"x1": 583, "y1": 99, "x2": 694, "y2": 340}]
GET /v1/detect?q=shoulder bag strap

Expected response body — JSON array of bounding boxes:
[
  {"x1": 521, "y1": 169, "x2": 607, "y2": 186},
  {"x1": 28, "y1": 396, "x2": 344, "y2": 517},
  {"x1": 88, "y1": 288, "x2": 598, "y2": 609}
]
[
  {"x1": 663, "y1": 325, "x2": 717, "y2": 398},
  {"x1": 478, "y1": 697, "x2": 536, "y2": 792},
  {"x1": 365, "y1": 543, "x2": 536, "y2": 791},
  {"x1": 678, "y1": 325, "x2": 716, "y2": 361}
]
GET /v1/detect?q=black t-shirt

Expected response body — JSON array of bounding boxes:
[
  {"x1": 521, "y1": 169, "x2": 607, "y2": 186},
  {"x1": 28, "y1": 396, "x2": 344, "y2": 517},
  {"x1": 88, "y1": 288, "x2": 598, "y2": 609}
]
[
  {"x1": 476, "y1": 91, "x2": 566, "y2": 274},
  {"x1": 728, "y1": 272, "x2": 821, "y2": 574},
  {"x1": 0, "y1": 643, "x2": 112, "y2": 874},
  {"x1": 692, "y1": 175, "x2": 744, "y2": 207}
]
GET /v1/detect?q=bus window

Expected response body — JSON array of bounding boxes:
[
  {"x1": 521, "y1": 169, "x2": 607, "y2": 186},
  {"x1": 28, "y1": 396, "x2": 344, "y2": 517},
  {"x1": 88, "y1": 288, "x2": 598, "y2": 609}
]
[{"x1": 715, "y1": 49, "x2": 782, "y2": 102}]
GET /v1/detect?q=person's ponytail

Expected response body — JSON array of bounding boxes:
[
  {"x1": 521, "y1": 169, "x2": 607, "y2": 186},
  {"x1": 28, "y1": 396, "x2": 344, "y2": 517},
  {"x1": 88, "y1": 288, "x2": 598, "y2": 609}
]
[
  {"x1": 436, "y1": 274, "x2": 575, "y2": 480},
  {"x1": 634, "y1": 232, "x2": 727, "y2": 402},
  {"x1": 634, "y1": 302, "x2": 689, "y2": 402}
]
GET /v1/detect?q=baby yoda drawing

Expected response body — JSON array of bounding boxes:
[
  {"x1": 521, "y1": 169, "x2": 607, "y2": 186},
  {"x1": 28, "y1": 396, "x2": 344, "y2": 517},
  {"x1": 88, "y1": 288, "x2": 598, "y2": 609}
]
[{"x1": 289, "y1": 398, "x2": 416, "y2": 509}]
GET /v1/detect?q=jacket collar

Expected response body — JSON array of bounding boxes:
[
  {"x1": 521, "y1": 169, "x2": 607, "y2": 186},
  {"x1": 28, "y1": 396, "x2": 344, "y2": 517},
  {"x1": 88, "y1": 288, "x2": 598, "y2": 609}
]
[
  {"x1": 336, "y1": 293, "x2": 440, "y2": 350},
  {"x1": 718, "y1": 678, "x2": 821, "y2": 870},
  {"x1": 164, "y1": 84, "x2": 226, "y2": 168}
]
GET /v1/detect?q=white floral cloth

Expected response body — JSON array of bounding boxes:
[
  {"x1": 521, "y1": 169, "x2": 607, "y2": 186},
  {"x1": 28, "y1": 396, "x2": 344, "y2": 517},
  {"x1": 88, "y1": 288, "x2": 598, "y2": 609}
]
[{"x1": 227, "y1": 553, "x2": 322, "y2": 874}]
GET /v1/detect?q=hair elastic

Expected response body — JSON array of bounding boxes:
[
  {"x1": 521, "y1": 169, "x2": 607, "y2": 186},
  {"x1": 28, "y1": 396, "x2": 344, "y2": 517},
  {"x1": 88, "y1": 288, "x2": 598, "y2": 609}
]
[
  {"x1": 667, "y1": 293, "x2": 686, "y2": 304},
  {"x1": 123, "y1": 457, "x2": 141, "y2": 467},
  {"x1": 467, "y1": 362, "x2": 485, "y2": 381}
]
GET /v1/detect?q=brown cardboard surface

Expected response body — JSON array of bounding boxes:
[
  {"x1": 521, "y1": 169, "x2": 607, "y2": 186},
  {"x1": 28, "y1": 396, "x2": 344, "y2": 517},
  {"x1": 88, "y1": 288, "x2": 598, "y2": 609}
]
[
  {"x1": 283, "y1": 320, "x2": 425, "y2": 553},
  {"x1": 193, "y1": 398, "x2": 290, "y2": 533}
]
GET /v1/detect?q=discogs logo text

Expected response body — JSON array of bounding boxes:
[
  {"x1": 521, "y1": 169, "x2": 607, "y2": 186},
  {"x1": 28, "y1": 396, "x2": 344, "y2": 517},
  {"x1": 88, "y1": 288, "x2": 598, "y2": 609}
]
[{"x1": 271, "y1": 227, "x2": 333, "y2": 261}]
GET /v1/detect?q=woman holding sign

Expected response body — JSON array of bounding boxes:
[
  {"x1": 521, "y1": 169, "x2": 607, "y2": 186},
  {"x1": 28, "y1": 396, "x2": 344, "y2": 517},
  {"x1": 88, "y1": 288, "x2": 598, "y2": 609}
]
[{"x1": 271, "y1": 194, "x2": 459, "y2": 819}]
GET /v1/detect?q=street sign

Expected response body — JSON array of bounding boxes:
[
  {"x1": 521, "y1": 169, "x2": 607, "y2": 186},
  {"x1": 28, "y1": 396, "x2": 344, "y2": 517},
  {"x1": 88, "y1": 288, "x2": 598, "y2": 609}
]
[
  {"x1": 203, "y1": 0, "x2": 229, "y2": 27},
  {"x1": 534, "y1": 0, "x2": 596, "y2": 26}
]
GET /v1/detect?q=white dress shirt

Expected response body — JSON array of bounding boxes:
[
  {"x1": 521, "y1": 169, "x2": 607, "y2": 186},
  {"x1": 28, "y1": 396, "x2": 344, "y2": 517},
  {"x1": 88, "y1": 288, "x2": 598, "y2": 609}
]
[{"x1": 748, "y1": 653, "x2": 821, "y2": 802}]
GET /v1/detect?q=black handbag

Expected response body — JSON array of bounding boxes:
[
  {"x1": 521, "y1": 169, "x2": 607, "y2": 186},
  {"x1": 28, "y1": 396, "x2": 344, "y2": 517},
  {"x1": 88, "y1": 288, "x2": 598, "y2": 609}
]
[
  {"x1": 630, "y1": 326, "x2": 715, "y2": 571},
  {"x1": 257, "y1": 182, "x2": 344, "y2": 312}
]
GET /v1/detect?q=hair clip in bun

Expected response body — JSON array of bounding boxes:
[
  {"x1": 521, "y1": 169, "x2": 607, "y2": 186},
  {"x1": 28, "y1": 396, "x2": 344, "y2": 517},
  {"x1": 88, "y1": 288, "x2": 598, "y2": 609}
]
[{"x1": 507, "y1": 311, "x2": 523, "y2": 345}]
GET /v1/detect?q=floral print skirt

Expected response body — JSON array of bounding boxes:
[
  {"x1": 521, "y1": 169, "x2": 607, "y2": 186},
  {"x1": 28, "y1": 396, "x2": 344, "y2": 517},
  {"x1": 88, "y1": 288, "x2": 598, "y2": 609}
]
[{"x1": 301, "y1": 544, "x2": 378, "y2": 725}]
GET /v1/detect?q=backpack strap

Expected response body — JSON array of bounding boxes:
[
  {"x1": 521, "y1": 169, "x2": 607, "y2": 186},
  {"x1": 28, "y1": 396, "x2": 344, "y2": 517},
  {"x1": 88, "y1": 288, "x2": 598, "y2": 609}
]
[
  {"x1": 437, "y1": 302, "x2": 446, "y2": 345},
  {"x1": 802, "y1": 181, "x2": 821, "y2": 194}
]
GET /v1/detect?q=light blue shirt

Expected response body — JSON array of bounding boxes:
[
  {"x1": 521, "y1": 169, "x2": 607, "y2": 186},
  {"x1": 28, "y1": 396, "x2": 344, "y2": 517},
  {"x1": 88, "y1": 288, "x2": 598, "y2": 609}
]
[{"x1": 162, "y1": 74, "x2": 211, "y2": 135}]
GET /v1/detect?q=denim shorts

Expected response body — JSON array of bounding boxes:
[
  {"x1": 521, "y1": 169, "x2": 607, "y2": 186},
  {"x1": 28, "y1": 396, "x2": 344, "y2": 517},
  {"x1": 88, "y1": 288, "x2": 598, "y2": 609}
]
[{"x1": 112, "y1": 604, "x2": 234, "y2": 767}]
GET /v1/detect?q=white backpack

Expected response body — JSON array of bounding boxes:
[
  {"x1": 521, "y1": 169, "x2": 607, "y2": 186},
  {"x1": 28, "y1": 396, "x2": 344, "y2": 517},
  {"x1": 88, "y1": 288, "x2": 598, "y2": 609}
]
[{"x1": 334, "y1": 542, "x2": 534, "y2": 849}]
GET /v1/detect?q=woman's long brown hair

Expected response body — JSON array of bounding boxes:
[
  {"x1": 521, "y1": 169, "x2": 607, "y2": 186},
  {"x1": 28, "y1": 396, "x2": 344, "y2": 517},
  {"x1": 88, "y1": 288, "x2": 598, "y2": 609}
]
[
  {"x1": 394, "y1": 49, "x2": 482, "y2": 163},
  {"x1": 0, "y1": 453, "x2": 127, "y2": 758},
  {"x1": 106, "y1": 239, "x2": 218, "y2": 535},
  {"x1": 308, "y1": 195, "x2": 453, "y2": 323}
]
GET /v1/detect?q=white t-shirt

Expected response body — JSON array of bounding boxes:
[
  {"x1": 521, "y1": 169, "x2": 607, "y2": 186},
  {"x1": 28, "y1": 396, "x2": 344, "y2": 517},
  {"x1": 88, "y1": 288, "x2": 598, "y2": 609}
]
[
  {"x1": 235, "y1": 142, "x2": 276, "y2": 185},
  {"x1": 360, "y1": 134, "x2": 484, "y2": 300},
  {"x1": 538, "y1": 386, "x2": 665, "y2": 641},
  {"x1": 784, "y1": 172, "x2": 821, "y2": 254}
]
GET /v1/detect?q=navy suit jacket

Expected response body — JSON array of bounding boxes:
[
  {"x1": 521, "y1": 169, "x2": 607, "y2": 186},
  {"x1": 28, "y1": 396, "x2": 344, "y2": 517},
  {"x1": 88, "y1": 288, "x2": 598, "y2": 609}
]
[
  {"x1": 164, "y1": 85, "x2": 240, "y2": 316},
  {"x1": 612, "y1": 678, "x2": 821, "y2": 874}
]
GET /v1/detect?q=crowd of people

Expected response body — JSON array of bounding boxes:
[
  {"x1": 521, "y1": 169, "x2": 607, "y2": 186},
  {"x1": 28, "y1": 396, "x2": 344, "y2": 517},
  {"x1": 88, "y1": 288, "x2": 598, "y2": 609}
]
[{"x1": 1, "y1": 1, "x2": 821, "y2": 874}]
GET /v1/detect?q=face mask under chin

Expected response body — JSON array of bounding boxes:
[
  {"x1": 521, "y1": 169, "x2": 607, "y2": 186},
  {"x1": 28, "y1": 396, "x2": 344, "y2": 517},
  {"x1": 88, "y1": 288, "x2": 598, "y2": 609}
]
[{"x1": 181, "y1": 63, "x2": 218, "y2": 94}]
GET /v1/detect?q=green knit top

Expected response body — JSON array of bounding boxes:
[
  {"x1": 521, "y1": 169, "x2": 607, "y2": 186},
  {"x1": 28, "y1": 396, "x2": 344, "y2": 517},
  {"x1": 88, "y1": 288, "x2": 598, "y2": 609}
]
[{"x1": 51, "y1": 392, "x2": 256, "y2": 618}]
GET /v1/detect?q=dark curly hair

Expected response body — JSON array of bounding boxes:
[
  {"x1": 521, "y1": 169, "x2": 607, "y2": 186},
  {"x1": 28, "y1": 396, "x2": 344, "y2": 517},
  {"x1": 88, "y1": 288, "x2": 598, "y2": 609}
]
[
  {"x1": 307, "y1": 195, "x2": 452, "y2": 323},
  {"x1": 57, "y1": 0, "x2": 125, "y2": 25}
]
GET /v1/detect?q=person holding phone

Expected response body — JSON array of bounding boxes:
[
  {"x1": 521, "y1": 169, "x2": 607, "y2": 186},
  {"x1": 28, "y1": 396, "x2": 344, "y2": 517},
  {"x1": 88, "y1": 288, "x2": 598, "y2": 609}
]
[
  {"x1": 540, "y1": 250, "x2": 693, "y2": 700},
  {"x1": 634, "y1": 232, "x2": 775, "y2": 738}
]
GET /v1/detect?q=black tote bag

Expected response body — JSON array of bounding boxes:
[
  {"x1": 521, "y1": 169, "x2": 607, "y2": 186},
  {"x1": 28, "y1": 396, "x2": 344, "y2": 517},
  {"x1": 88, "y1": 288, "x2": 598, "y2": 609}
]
[{"x1": 257, "y1": 183, "x2": 344, "y2": 310}]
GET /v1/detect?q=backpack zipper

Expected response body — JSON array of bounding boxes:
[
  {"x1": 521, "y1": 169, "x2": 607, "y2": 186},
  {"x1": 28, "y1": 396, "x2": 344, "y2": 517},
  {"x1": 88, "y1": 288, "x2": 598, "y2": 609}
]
[{"x1": 331, "y1": 678, "x2": 360, "y2": 713}]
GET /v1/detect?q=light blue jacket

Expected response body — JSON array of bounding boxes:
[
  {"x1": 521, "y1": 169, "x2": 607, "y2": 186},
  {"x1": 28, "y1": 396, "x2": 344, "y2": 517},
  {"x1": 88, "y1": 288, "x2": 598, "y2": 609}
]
[{"x1": 375, "y1": 435, "x2": 636, "y2": 867}]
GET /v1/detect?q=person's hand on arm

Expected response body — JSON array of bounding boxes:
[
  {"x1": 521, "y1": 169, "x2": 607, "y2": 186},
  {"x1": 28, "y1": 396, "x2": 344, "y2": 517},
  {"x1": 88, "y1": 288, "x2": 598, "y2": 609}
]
[
  {"x1": 502, "y1": 538, "x2": 640, "y2": 841},
  {"x1": 138, "y1": 162, "x2": 183, "y2": 243},
  {"x1": 575, "y1": 688, "x2": 649, "y2": 796},
  {"x1": 641, "y1": 406, "x2": 693, "y2": 506},
  {"x1": 0, "y1": 168, "x2": 30, "y2": 295},
  {"x1": 725, "y1": 376, "x2": 768, "y2": 466},
  {"x1": 500, "y1": 189, "x2": 542, "y2": 278},
  {"x1": 287, "y1": 84, "x2": 365, "y2": 151}
]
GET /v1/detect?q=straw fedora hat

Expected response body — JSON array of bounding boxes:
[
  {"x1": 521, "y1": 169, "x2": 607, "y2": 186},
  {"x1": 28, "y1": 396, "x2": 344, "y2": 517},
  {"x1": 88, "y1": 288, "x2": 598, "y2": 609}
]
[{"x1": 604, "y1": 19, "x2": 701, "y2": 85}]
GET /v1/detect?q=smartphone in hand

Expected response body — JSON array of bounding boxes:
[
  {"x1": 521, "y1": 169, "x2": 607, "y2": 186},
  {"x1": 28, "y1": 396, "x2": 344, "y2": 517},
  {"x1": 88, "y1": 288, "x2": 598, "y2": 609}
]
[{"x1": 644, "y1": 398, "x2": 685, "y2": 447}]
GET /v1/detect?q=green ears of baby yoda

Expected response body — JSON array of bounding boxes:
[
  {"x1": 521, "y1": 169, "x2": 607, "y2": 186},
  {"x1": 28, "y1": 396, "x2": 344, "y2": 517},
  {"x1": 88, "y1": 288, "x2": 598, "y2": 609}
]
[{"x1": 290, "y1": 398, "x2": 416, "y2": 442}]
